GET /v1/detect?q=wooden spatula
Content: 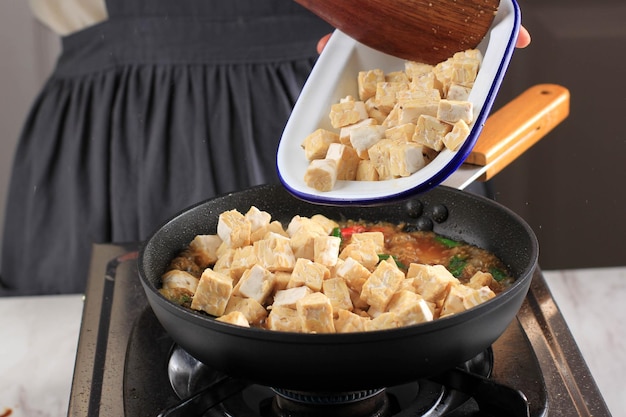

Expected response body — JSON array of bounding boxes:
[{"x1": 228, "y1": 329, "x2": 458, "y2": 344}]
[{"x1": 295, "y1": 0, "x2": 500, "y2": 64}]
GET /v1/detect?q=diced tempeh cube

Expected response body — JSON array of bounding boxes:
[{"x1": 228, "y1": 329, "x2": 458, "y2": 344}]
[
  {"x1": 367, "y1": 139, "x2": 395, "y2": 180},
  {"x1": 339, "y1": 239, "x2": 380, "y2": 271},
  {"x1": 216, "y1": 311, "x2": 250, "y2": 327},
  {"x1": 398, "y1": 97, "x2": 439, "y2": 125},
  {"x1": 233, "y1": 264, "x2": 275, "y2": 304},
  {"x1": 339, "y1": 118, "x2": 379, "y2": 145},
  {"x1": 356, "y1": 159, "x2": 379, "y2": 181},
  {"x1": 451, "y1": 57, "x2": 480, "y2": 86},
  {"x1": 301, "y1": 129, "x2": 340, "y2": 161},
  {"x1": 244, "y1": 206, "x2": 271, "y2": 227},
  {"x1": 395, "y1": 282, "x2": 437, "y2": 315},
  {"x1": 404, "y1": 61, "x2": 434, "y2": 81},
  {"x1": 329, "y1": 100, "x2": 369, "y2": 129},
  {"x1": 447, "y1": 83, "x2": 472, "y2": 101},
  {"x1": 326, "y1": 143, "x2": 360, "y2": 181},
  {"x1": 287, "y1": 257, "x2": 330, "y2": 292},
  {"x1": 440, "y1": 284, "x2": 495, "y2": 317},
  {"x1": 267, "y1": 305, "x2": 302, "y2": 332},
  {"x1": 224, "y1": 295, "x2": 268, "y2": 324},
  {"x1": 443, "y1": 119, "x2": 471, "y2": 151},
  {"x1": 406, "y1": 263, "x2": 459, "y2": 305},
  {"x1": 212, "y1": 246, "x2": 235, "y2": 277},
  {"x1": 304, "y1": 159, "x2": 337, "y2": 192},
  {"x1": 161, "y1": 269, "x2": 200, "y2": 294},
  {"x1": 273, "y1": 286, "x2": 313, "y2": 309},
  {"x1": 413, "y1": 114, "x2": 453, "y2": 151},
  {"x1": 190, "y1": 268, "x2": 233, "y2": 316},
  {"x1": 215, "y1": 241, "x2": 231, "y2": 258},
  {"x1": 349, "y1": 288, "x2": 371, "y2": 311},
  {"x1": 437, "y1": 99, "x2": 473, "y2": 124},
  {"x1": 254, "y1": 232, "x2": 296, "y2": 272},
  {"x1": 296, "y1": 292, "x2": 336, "y2": 333},
  {"x1": 327, "y1": 257, "x2": 344, "y2": 277},
  {"x1": 217, "y1": 209, "x2": 251, "y2": 249},
  {"x1": 188, "y1": 234, "x2": 222, "y2": 267},
  {"x1": 387, "y1": 290, "x2": 434, "y2": 326},
  {"x1": 360, "y1": 259, "x2": 405, "y2": 311},
  {"x1": 385, "y1": 123, "x2": 417, "y2": 143},
  {"x1": 454, "y1": 49, "x2": 483, "y2": 63},
  {"x1": 288, "y1": 218, "x2": 327, "y2": 260},
  {"x1": 381, "y1": 103, "x2": 401, "y2": 129},
  {"x1": 364, "y1": 311, "x2": 401, "y2": 331},
  {"x1": 397, "y1": 88, "x2": 441, "y2": 105},
  {"x1": 245, "y1": 206, "x2": 272, "y2": 242},
  {"x1": 468, "y1": 271, "x2": 498, "y2": 290},
  {"x1": 349, "y1": 124, "x2": 387, "y2": 159},
  {"x1": 310, "y1": 214, "x2": 340, "y2": 235},
  {"x1": 388, "y1": 141, "x2": 426, "y2": 177},
  {"x1": 313, "y1": 235, "x2": 341, "y2": 267},
  {"x1": 349, "y1": 232, "x2": 385, "y2": 253},
  {"x1": 409, "y1": 72, "x2": 443, "y2": 95},
  {"x1": 367, "y1": 304, "x2": 386, "y2": 318},
  {"x1": 229, "y1": 245, "x2": 258, "y2": 281},
  {"x1": 365, "y1": 98, "x2": 389, "y2": 124},
  {"x1": 374, "y1": 82, "x2": 409, "y2": 113},
  {"x1": 358, "y1": 69, "x2": 385, "y2": 101},
  {"x1": 322, "y1": 277, "x2": 353, "y2": 313},
  {"x1": 272, "y1": 271, "x2": 292, "y2": 292},
  {"x1": 266, "y1": 220, "x2": 289, "y2": 238},
  {"x1": 334, "y1": 309, "x2": 367, "y2": 333},
  {"x1": 167, "y1": 255, "x2": 203, "y2": 278},
  {"x1": 433, "y1": 58, "x2": 454, "y2": 93},
  {"x1": 335, "y1": 256, "x2": 372, "y2": 293},
  {"x1": 287, "y1": 215, "x2": 326, "y2": 237},
  {"x1": 385, "y1": 71, "x2": 409, "y2": 83}
]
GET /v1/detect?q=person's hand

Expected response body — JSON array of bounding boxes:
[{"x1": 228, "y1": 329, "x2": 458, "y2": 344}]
[
  {"x1": 515, "y1": 25, "x2": 531, "y2": 48},
  {"x1": 316, "y1": 33, "x2": 332, "y2": 54},
  {"x1": 317, "y1": 25, "x2": 531, "y2": 54}
]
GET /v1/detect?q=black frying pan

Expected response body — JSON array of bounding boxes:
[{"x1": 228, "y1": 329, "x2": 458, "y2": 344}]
[{"x1": 138, "y1": 184, "x2": 538, "y2": 391}]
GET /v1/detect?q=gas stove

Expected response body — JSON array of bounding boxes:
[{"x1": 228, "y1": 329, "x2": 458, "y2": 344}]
[{"x1": 67, "y1": 243, "x2": 611, "y2": 416}]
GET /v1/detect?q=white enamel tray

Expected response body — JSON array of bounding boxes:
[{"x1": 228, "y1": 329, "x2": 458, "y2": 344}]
[{"x1": 277, "y1": 0, "x2": 520, "y2": 205}]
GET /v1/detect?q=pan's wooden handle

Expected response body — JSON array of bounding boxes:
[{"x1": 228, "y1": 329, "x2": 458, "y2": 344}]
[{"x1": 466, "y1": 84, "x2": 570, "y2": 180}]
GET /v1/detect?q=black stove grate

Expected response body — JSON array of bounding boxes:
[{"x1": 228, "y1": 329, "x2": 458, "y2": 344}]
[{"x1": 123, "y1": 305, "x2": 534, "y2": 417}]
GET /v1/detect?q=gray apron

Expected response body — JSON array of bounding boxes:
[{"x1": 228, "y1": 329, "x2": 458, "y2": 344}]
[{"x1": 0, "y1": 0, "x2": 332, "y2": 295}]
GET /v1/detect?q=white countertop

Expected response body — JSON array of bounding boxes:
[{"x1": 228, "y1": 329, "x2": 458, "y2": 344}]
[{"x1": 0, "y1": 267, "x2": 624, "y2": 417}]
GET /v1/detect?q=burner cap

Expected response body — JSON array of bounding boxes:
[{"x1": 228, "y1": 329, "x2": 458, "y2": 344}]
[{"x1": 272, "y1": 388, "x2": 384, "y2": 404}]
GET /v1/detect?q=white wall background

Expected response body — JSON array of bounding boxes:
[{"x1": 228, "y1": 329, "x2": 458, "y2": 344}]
[{"x1": 0, "y1": 1, "x2": 59, "y2": 262}]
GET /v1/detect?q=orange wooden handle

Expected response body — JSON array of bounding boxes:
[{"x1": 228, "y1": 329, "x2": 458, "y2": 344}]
[{"x1": 466, "y1": 84, "x2": 571, "y2": 180}]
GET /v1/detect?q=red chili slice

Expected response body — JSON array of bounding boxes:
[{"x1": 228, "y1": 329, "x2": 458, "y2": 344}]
[{"x1": 340, "y1": 225, "x2": 366, "y2": 240}]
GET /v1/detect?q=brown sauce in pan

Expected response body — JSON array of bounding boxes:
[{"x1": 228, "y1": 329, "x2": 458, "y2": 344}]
[{"x1": 339, "y1": 220, "x2": 514, "y2": 290}]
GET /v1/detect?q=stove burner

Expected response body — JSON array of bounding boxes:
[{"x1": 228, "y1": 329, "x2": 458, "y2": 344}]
[
  {"x1": 271, "y1": 388, "x2": 393, "y2": 417},
  {"x1": 272, "y1": 388, "x2": 384, "y2": 404},
  {"x1": 160, "y1": 345, "x2": 502, "y2": 417}
]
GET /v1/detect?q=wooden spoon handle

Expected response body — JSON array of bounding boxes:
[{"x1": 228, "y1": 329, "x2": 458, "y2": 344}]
[
  {"x1": 467, "y1": 84, "x2": 571, "y2": 180},
  {"x1": 294, "y1": 0, "x2": 499, "y2": 64}
]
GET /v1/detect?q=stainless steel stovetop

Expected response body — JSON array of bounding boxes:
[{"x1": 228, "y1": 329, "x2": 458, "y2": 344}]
[{"x1": 67, "y1": 243, "x2": 612, "y2": 416}]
